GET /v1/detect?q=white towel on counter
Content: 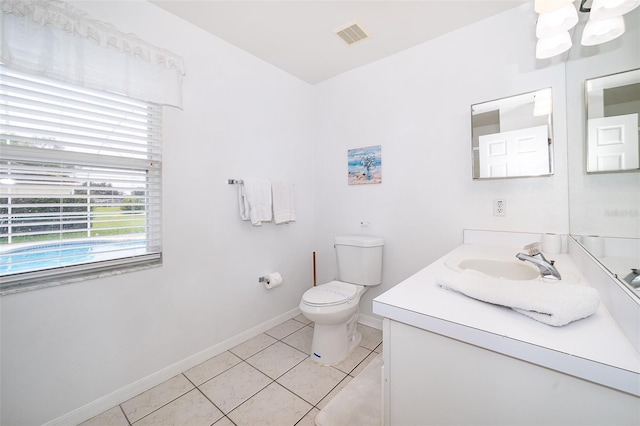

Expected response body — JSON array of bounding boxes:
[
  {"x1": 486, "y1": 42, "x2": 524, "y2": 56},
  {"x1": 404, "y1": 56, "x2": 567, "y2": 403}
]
[
  {"x1": 436, "y1": 269, "x2": 600, "y2": 327},
  {"x1": 271, "y1": 180, "x2": 296, "y2": 224},
  {"x1": 238, "y1": 179, "x2": 272, "y2": 226}
]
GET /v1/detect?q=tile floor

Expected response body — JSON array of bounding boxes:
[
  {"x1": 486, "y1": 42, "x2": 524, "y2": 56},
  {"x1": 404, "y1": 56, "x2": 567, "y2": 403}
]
[{"x1": 80, "y1": 314, "x2": 383, "y2": 426}]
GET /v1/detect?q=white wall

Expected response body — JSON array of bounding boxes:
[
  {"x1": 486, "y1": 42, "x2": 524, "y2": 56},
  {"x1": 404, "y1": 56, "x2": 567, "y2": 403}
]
[
  {"x1": 0, "y1": 2, "x2": 572, "y2": 425},
  {"x1": 313, "y1": 3, "x2": 568, "y2": 319},
  {"x1": 0, "y1": 2, "x2": 315, "y2": 425}
]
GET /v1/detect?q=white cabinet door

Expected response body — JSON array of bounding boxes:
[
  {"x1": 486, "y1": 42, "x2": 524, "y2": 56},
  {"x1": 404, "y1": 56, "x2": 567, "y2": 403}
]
[{"x1": 385, "y1": 319, "x2": 640, "y2": 425}]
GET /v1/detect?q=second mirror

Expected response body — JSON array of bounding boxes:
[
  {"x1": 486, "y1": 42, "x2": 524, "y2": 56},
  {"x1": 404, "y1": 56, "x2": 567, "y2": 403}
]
[{"x1": 471, "y1": 88, "x2": 554, "y2": 179}]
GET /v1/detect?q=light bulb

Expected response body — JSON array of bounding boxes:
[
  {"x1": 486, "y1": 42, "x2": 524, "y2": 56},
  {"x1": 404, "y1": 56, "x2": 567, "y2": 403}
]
[
  {"x1": 590, "y1": 0, "x2": 640, "y2": 20},
  {"x1": 581, "y1": 15, "x2": 626, "y2": 45},
  {"x1": 536, "y1": 32, "x2": 572, "y2": 58},
  {"x1": 536, "y1": 3, "x2": 579, "y2": 38},
  {"x1": 534, "y1": 0, "x2": 574, "y2": 14}
]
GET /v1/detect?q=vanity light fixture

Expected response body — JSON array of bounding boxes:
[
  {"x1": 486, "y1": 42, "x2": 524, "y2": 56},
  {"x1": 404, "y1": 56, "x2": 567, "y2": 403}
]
[
  {"x1": 581, "y1": 15, "x2": 626, "y2": 45},
  {"x1": 589, "y1": 0, "x2": 640, "y2": 20},
  {"x1": 580, "y1": 0, "x2": 638, "y2": 45},
  {"x1": 536, "y1": 31, "x2": 573, "y2": 58},
  {"x1": 535, "y1": 0, "x2": 640, "y2": 59},
  {"x1": 535, "y1": 1, "x2": 578, "y2": 58},
  {"x1": 536, "y1": 3, "x2": 579, "y2": 37},
  {"x1": 535, "y1": 0, "x2": 574, "y2": 13}
]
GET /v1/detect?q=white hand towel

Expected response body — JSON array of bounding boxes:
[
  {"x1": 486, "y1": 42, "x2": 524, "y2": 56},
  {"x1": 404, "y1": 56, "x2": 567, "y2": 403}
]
[
  {"x1": 238, "y1": 179, "x2": 272, "y2": 226},
  {"x1": 436, "y1": 269, "x2": 600, "y2": 327},
  {"x1": 271, "y1": 180, "x2": 296, "y2": 224},
  {"x1": 238, "y1": 185, "x2": 250, "y2": 222}
]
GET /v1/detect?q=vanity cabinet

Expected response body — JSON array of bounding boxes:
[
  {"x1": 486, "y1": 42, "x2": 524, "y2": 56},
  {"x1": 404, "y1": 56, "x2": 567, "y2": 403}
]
[
  {"x1": 373, "y1": 235, "x2": 640, "y2": 426},
  {"x1": 382, "y1": 318, "x2": 639, "y2": 425}
]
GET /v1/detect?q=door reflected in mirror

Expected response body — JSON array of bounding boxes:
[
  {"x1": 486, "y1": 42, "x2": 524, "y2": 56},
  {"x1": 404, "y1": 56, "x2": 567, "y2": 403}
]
[
  {"x1": 585, "y1": 68, "x2": 640, "y2": 173},
  {"x1": 471, "y1": 88, "x2": 554, "y2": 179}
]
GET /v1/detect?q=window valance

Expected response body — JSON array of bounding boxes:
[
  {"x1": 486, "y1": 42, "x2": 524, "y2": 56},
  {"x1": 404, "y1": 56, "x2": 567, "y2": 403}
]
[{"x1": 1, "y1": 0, "x2": 185, "y2": 107}]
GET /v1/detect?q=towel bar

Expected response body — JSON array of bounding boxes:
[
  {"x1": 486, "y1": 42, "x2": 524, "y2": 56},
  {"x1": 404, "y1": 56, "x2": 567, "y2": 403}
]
[{"x1": 227, "y1": 179, "x2": 244, "y2": 184}]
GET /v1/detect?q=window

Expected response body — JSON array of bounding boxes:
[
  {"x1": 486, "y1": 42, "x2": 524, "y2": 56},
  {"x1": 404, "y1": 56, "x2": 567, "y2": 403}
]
[{"x1": 0, "y1": 65, "x2": 162, "y2": 291}]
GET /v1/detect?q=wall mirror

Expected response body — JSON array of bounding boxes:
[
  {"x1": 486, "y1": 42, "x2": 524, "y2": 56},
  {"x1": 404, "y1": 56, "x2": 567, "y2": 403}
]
[
  {"x1": 585, "y1": 68, "x2": 640, "y2": 173},
  {"x1": 567, "y1": 6, "x2": 640, "y2": 299},
  {"x1": 471, "y1": 89, "x2": 554, "y2": 179}
]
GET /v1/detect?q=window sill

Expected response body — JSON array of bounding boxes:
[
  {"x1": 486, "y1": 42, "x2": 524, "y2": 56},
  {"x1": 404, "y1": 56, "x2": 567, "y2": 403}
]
[{"x1": 0, "y1": 260, "x2": 163, "y2": 296}]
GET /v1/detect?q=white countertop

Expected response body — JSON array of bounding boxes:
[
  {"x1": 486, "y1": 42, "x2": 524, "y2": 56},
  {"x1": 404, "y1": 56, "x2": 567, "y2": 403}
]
[{"x1": 373, "y1": 243, "x2": 640, "y2": 397}]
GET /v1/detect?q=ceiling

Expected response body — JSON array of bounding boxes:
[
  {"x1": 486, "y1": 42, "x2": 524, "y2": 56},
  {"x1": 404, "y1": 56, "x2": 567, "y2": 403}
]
[{"x1": 151, "y1": 0, "x2": 529, "y2": 84}]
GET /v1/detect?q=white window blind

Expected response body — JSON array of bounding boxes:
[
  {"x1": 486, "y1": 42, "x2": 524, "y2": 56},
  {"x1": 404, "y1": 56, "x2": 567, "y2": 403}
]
[{"x1": 0, "y1": 64, "x2": 162, "y2": 290}]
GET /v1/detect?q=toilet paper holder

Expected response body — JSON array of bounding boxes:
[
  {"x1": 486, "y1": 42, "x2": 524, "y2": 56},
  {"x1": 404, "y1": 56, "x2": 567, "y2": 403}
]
[{"x1": 259, "y1": 272, "x2": 283, "y2": 289}]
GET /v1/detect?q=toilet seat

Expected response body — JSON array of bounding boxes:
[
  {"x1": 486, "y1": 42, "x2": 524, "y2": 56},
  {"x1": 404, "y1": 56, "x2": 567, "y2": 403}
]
[{"x1": 302, "y1": 281, "x2": 358, "y2": 307}]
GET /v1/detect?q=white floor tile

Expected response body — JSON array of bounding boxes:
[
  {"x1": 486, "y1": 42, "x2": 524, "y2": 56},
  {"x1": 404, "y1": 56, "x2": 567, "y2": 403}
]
[
  {"x1": 199, "y1": 362, "x2": 271, "y2": 414},
  {"x1": 230, "y1": 333, "x2": 277, "y2": 359},
  {"x1": 265, "y1": 319, "x2": 306, "y2": 340},
  {"x1": 121, "y1": 375, "x2": 193, "y2": 423},
  {"x1": 227, "y1": 382, "x2": 312, "y2": 426},
  {"x1": 79, "y1": 406, "x2": 128, "y2": 426},
  {"x1": 133, "y1": 389, "x2": 223, "y2": 426},
  {"x1": 331, "y1": 346, "x2": 371, "y2": 374},
  {"x1": 183, "y1": 351, "x2": 242, "y2": 386},
  {"x1": 246, "y1": 341, "x2": 308, "y2": 379},
  {"x1": 296, "y1": 407, "x2": 320, "y2": 426},
  {"x1": 350, "y1": 351, "x2": 379, "y2": 377},
  {"x1": 358, "y1": 323, "x2": 383, "y2": 350},
  {"x1": 213, "y1": 416, "x2": 236, "y2": 426},
  {"x1": 293, "y1": 314, "x2": 312, "y2": 325},
  {"x1": 316, "y1": 376, "x2": 353, "y2": 410},
  {"x1": 276, "y1": 358, "x2": 347, "y2": 405},
  {"x1": 77, "y1": 319, "x2": 382, "y2": 426},
  {"x1": 281, "y1": 325, "x2": 313, "y2": 354}
]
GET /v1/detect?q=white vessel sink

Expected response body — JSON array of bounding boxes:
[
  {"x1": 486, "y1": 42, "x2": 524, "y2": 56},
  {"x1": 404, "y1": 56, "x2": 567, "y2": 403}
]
[{"x1": 446, "y1": 257, "x2": 540, "y2": 280}]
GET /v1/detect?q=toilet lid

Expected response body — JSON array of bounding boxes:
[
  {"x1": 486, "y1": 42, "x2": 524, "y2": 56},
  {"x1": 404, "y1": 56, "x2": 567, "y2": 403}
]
[{"x1": 302, "y1": 281, "x2": 358, "y2": 306}]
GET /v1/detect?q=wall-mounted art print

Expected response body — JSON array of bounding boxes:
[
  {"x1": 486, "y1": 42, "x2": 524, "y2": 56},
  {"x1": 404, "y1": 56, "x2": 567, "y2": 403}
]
[{"x1": 348, "y1": 145, "x2": 382, "y2": 185}]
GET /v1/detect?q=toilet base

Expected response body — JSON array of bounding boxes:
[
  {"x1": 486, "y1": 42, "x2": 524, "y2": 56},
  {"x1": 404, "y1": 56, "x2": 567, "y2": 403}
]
[{"x1": 310, "y1": 310, "x2": 361, "y2": 365}]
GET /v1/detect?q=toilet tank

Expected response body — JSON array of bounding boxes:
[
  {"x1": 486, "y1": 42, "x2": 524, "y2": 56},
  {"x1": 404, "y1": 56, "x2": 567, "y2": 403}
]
[{"x1": 334, "y1": 235, "x2": 384, "y2": 286}]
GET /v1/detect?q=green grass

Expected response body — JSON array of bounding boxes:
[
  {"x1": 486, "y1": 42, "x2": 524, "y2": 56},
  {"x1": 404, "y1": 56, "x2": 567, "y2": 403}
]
[
  {"x1": 1, "y1": 206, "x2": 147, "y2": 244},
  {"x1": 90, "y1": 206, "x2": 146, "y2": 237}
]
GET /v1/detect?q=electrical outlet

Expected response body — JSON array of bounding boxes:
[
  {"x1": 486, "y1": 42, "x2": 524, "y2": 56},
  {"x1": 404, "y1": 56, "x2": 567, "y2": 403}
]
[{"x1": 493, "y1": 199, "x2": 506, "y2": 216}]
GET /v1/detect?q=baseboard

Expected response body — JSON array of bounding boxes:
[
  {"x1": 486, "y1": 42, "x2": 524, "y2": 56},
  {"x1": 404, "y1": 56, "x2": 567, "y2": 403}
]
[
  {"x1": 44, "y1": 308, "x2": 302, "y2": 426},
  {"x1": 358, "y1": 313, "x2": 383, "y2": 330}
]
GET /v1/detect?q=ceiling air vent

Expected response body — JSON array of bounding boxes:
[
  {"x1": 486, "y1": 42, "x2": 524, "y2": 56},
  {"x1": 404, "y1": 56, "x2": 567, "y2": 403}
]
[{"x1": 335, "y1": 21, "x2": 370, "y2": 45}]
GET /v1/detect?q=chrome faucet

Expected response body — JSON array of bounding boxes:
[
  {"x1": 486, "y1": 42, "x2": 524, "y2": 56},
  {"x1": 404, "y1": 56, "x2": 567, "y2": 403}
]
[
  {"x1": 516, "y1": 251, "x2": 562, "y2": 280},
  {"x1": 623, "y1": 269, "x2": 640, "y2": 288}
]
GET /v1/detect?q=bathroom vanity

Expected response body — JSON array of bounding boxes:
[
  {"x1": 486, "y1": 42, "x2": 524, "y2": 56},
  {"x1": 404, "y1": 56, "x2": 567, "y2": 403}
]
[{"x1": 373, "y1": 230, "x2": 640, "y2": 425}]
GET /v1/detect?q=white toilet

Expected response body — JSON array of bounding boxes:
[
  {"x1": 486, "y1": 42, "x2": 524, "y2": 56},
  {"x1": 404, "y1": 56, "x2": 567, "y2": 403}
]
[{"x1": 299, "y1": 235, "x2": 384, "y2": 365}]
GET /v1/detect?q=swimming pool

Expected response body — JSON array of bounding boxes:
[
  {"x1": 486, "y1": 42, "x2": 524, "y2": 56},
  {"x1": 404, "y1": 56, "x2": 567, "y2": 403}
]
[{"x1": 0, "y1": 240, "x2": 148, "y2": 276}]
